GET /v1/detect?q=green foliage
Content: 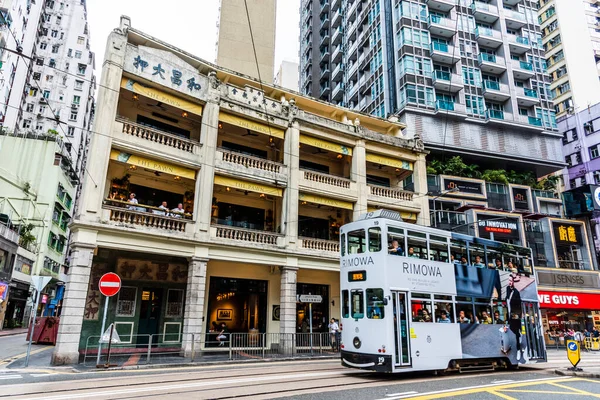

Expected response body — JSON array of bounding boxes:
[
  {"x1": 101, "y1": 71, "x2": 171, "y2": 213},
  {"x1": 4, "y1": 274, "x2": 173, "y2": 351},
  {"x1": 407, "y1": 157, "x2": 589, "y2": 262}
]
[
  {"x1": 426, "y1": 156, "x2": 481, "y2": 178},
  {"x1": 481, "y1": 169, "x2": 509, "y2": 185},
  {"x1": 47, "y1": 129, "x2": 59, "y2": 135},
  {"x1": 18, "y1": 223, "x2": 37, "y2": 249}
]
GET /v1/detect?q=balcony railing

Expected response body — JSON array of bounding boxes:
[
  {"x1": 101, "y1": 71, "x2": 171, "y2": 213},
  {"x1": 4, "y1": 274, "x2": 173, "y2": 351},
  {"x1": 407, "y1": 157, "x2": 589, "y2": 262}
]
[
  {"x1": 435, "y1": 99, "x2": 454, "y2": 111},
  {"x1": 433, "y1": 70, "x2": 451, "y2": 81},
  {"x1": 0, "y1": 223, "x2": 19, "y2": 245},
  {"x1": 300, "y1": 237, "x2": 340, "y2": 253},
  {"x1": 558, "y1": 260, "x2": 589, "y2": 270},
  {"x1": 523, "y1": 88, "x2": 538, "y2": 98},
  {"x1": 513, "y1": 60, "x2": 533, "y2": 71},
  {"x1": 486, "y1": 109, "x2": 504, "y2": 120},
  {"x1": 479, "y1": 53, "x2": 496, "y2": 63},
  {"x1": 302, "y1": 169, "x2": 351, "y2": 189},
  {"x1": 429, "y1": 15, "x2": 456, "y2": 28},
  {"x1": 431, "y1": 41, "x2": 449, "y2": 53},
  {"x1": 483, "y1": 80, "x2": 501, "y2": 90},
  {"x1": 117, "y1": 117, "x2": 198, "y2": 153},
  {"x1": 528, "y1": 116, "x2": 542, "y2": 126},
  {"x1": 105, "y1": 206, "x2": 189, "y2": 232},
  {"x1": 219, "y1": 149, "x2": 283, "y2": 173},
  {"x1": 368, "y1": 185, "x2": 414, "y2": 201},
  {"x1": 214, "y1": 225, "x2": 281, "y2": 245}
]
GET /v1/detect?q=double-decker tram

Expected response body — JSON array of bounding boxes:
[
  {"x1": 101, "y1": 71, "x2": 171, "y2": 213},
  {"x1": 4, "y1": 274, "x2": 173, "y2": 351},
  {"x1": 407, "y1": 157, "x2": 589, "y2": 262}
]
[{"x1": 339, "y1": 210, "x2": 546, "y2": 373}]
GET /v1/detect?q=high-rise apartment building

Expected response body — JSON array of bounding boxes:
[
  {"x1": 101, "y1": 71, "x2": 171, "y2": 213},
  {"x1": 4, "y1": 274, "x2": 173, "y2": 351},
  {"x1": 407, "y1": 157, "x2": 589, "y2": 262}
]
[
  {"x1": 538, "y1": 0, "x2": 600, "y2": 119},
  {"x1": 300, "y1": 0, "x2": 563, "y2": 176},
  {"x1": 216, "y1": 0, "x2": 277, "y2": 81}
]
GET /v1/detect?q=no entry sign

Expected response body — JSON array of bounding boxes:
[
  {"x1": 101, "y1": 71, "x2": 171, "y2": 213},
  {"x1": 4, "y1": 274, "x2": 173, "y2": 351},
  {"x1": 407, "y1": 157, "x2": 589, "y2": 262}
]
[{"x1": 98, "y1": 273, "x2": 121, "y2": 297}]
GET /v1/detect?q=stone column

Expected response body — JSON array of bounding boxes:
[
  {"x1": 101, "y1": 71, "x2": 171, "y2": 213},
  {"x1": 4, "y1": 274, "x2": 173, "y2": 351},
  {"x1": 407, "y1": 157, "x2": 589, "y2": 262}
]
[
  {"x1": 352, "y1": 139, "x2": 367, "y2": 220},
  {"x1": 412, "y1": 153, "x2": 430, "y2": 227},
  {"x1": 279, "y1": 266, "x2": 298, "y2": 354},
  {"x1": 52, "y1": 243, "x2": 96, "y2": 365},
  {"x1": 181, "y1": 257, "x2": 208, "y2": 357},
  {"x1": 195, "y1": 101, "x2": 220, "y2": 238},
  {"x1": 282, "y1": 122, "x2": 300, "y2": 248}
]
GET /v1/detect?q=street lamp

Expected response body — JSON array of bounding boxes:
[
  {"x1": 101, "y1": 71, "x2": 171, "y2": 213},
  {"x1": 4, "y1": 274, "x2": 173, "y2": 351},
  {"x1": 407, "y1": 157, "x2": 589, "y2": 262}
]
[{"x1": 430, "y1": 187, "x2": 460, "y2": 227}]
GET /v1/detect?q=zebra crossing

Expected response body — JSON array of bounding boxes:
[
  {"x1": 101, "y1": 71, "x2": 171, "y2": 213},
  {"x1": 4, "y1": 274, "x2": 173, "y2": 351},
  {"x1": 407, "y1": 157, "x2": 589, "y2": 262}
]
[{"x1": 0, "y1": 371, "x2": 53, "y2": 384}]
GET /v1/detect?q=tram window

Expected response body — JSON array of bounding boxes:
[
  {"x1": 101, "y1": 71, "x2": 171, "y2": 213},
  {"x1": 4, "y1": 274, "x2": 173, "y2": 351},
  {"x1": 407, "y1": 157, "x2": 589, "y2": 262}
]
[
  {"x1": 430, "y1": 234, "x2": 447, "y2": 243},
  {"x1": 434, "y1": 302, "x2": 454, "y2": 323},
  {"x1": 475, "y1": 304, "x2": 492, "y2": 324},
  {"x1": 388, "y1": 227, "x2": 405, "y2": 256},
  {"x1": 428, "y1": 241, "x2": 450, "y2": 262},
  {"x1": 348, "y1": 229, "x2": 366, "y2": 254},
  {"x1": 493, "y1": 306, "x2": 506, "y2": 324},
  {"x1": 411, "y1": 299, "x2": 433, "y2": 322},
  {"x1": 407, "y1": 236, "x2": 427, "y2": 259},
  {"x1": 340, "y1": 233, "x2": 346, "y2": 256},
  {"x1": 456, "y1": 304, "x2": 474, "y2": 323},
  {"x1": 366, "y1": 288, "x2": 385, "y2": 319},
  {"x1": 368, "y1": 228, "x2": 382, "y2": 252},
  {"x1": 469, "y1": 244, "x2": 486, "y2": 268},
  {"x1": 351, "y1": 290, "x2": 364, "y2": 319},
  {"x1": 434, "y1": 295, "x2": 452, "y2": 301},
  {"x1": 342, "y1": 290, "x2": 349, "y2": 318}
]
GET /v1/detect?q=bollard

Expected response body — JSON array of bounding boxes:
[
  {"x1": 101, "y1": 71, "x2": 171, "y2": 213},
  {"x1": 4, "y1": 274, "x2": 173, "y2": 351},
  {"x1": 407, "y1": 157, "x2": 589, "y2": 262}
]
[
  {"x1": 146, "y1": 335, "x2": 152, "y2": 364},
  {"x1": 191, "y1": 333, "x2": 195, "y2": 362}
]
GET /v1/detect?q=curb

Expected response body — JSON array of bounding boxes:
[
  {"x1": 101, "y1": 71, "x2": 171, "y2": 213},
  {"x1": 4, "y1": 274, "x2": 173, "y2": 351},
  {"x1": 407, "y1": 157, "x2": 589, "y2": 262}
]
[
  {"x1": 0, "y1": 330, "x2": 28, "y2": 338},
  {"x1": 555, "y1": 368, "x2": 600, "y2": 378}
]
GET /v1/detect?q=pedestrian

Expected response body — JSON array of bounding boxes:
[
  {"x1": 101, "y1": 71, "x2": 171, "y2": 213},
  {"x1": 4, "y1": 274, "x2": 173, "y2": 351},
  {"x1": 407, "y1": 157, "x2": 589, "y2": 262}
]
[
  {"x1": 216, "y1": 322, "x2": 228, "y2": 347},
  {"x1": 328, "y1": 318, "x2": 339, "y2": 351}
]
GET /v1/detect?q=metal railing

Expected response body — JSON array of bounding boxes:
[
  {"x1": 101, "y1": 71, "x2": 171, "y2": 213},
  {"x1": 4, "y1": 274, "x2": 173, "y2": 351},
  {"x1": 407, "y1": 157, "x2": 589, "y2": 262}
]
[
  {"x1": 83, "y1": 332, "x2": 339, "y2": 366},
  {"x1": 0, "y1": 223, "x2": 19, "y2": 245}
]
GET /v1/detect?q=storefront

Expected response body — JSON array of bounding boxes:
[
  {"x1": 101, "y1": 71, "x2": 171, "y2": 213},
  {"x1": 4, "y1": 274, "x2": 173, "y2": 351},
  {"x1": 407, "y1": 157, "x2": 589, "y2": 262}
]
[
  {"x1": 296, "y1": 283, "x2": 330, "y2": 333},
  {"x1": 536, "y1": 268, "x2": 600, "y2": 344}
]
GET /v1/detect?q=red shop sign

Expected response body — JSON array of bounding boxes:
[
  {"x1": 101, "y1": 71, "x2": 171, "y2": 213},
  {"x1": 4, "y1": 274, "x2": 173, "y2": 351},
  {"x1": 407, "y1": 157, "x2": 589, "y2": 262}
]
[{"x1": 538, "y1": 290, "x2": 600, "y2": 309}]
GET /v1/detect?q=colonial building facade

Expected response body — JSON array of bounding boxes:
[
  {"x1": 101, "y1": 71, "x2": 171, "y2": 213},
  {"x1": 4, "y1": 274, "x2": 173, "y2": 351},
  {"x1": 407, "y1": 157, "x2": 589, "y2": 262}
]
[{"x1": 51, "y1": 17, "x2": 429, "y2": 364}]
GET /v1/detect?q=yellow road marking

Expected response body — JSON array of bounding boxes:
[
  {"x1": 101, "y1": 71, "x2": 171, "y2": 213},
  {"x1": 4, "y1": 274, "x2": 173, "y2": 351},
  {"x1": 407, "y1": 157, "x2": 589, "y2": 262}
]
[
  {"x1": 502, "y1": 389, "x2": 591, "y2": 395},
  {"x1": 489, "y1": 390, "x2": 517, "y2": 400},
  {"x1": 0, "y1": 346, "x2": 53, "y2": 365},
  {"x1": 548, "y1": 382, "x2": 600, "y2": 398}
]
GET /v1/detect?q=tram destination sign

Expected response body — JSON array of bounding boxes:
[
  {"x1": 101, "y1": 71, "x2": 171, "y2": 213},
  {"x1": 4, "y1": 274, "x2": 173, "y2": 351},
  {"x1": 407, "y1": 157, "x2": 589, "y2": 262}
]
[{"x1": 299, "y1": 295, "x2": 323, "y2": 303}]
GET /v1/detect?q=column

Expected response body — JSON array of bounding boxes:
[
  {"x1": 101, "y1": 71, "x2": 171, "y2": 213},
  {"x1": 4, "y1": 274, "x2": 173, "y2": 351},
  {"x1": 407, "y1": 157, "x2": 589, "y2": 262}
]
[
  {"x1": 282, "y1": 121, "x2": 300, "y2": 247},
  {"x1": 279, "y1": 266, "x2": 298, "y2": 355},
  {"x1": 52, "y1": 243, "x2": 95, "y2": 365},
  {"x1": 181, "y1": 257, "x2": 208, "y2": 357},
  {"x1": 352, "y1": 139, "x2": 367, "y2": 220},
  {"x1": 195, "y1": 101, "x2": 220, "y2": 238},
  {"x1": 412, "y1": 153, "x2": 431, "y2": 227}
]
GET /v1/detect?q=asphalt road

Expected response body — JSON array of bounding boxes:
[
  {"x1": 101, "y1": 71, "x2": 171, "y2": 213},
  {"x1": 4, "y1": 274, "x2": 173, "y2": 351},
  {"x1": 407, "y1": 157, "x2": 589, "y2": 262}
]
[
  {"x1": 0, "y1": 334, "x2": 53, "y2": 369},
  {"x1": 0, "y1": 359, "x2": 598, "y2": 399}
]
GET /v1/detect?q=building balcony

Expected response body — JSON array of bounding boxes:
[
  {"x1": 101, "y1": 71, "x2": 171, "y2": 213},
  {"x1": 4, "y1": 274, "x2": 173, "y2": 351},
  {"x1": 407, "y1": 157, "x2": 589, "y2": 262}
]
[
  {"x1": 319, "y1": 48, "x2": 330, "y2": 63},
  {"x1": 320, "y1": 16, "x2": 330, "y2": 30},
  {"x1": 348, "y1": 60, "x2": 358, "y2": 80},
  {"x1": 485, "y1": 109, "x2": 505, "y2": 121},
  {"x1": 507, "y1": 34, "x2": 530, "y2": 54},
  {"x1": 511, "y1": 60, "x2": 535, "y2": 79},
  {"x1": 332, "y1": 63, "x2": 343, "y2": 82},
  {"x1": 320, "y1": 84, "x2": 331, "y2": 97},
  {"x1": 347, "y1": 40, "x2": 358, "y2": 60},
  {"x1": 332, "y1": 9, "x2": 342, "y2": 28},
  {"x1": 319, "y1": 32, "x2": 330, "y2": 47},
  {"x1": 516, "y1": 87, "x2": 540, "y2": 106},
  {"x1": 331, "y1": 0, "x2": 341, "y2": 9},
  {"x1": 103, "y1": 202, "x2": 191, "y2": 233},
  {"x1": 0, "y1": 223, "x2": 19, "y2": 245},
  {"x1": 471, "y1": 1, "x2": 499, "y2": 23},
  {"x1": 331, "y1": 45, "x2": 342, "y2": 63},
  {"x1": 482, "y1": 80, "x2": 511, "y2": 101},
  {"x1": 503, "y1": 0, "x2": 521, "y2": 5},
  {"x1": 215, "y1": 148, "x2": 287, "y2": 182},
  {"x1": 434, "y1": 99, "x2": 466, "y2": 114},
  {"x1": 475, "y1": 27, "x2": 503, "y2": 49},
  {"x1": 347, "y1": 82, "x2": 358, "y2": 101},
  {"x1": 212, "y1": 224, "x2": 283, "y2": 247},
  {"x1": 332, "y1": 26, "x2": 342, "y2": 45},
  {"x1": 425, "y1": 0, "x2": 455, "y2": 12},
  {"x1": 332, "y1": 82, "x2": 344, "y2": 101},
  {"x1": 504, "y1": 9, "x2": 526, "y2": 29},
  {"x1": 299, "y1": 169, "x2": 357, "y2": 199},
  {"x1": 298, "y1": 237, "x2": 340, "y2": 256},
  {"x1": 429, "y1": 42, "x2": 460, "y2": 64},
  {"x1": 477, "y1": 53, "x2": 507, "y2": 74},
  {"x1": 517, "y1": 114, "x2": 543, "y2": 127},
  {"x1": 367, "y1": 185, "x2": 419, "y2": 210},
  {"x1": 427, "y1": 15, "x2": 457, "y2": 38},
  {"x1": 320, "y1": 67, "x2": 331, "y2": 80},
  {"x1": 432, "y1": 70, "x2": 464, "y2": 93}
]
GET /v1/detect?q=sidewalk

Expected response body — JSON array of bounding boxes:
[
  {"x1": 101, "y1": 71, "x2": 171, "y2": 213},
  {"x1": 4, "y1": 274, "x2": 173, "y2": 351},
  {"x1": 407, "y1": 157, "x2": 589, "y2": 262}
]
[
  {"x1": 546, "y1": 347, "x2": 600, "y2": 378},
  {"x1": 0, "y1": 328, "x2": 28, "y2": 337}
]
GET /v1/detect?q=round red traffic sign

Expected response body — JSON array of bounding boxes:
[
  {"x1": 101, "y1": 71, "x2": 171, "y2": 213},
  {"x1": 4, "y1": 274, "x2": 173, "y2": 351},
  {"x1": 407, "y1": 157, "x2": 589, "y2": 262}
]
[{"x1": 98, "y1": 272, "x2": 122, "y2": 297}]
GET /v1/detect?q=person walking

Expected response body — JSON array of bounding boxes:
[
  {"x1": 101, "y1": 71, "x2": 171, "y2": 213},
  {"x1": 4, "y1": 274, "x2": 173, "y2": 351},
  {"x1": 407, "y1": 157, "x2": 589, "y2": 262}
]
[{"x1": 328, "y1": 318, "x2": 339, "y2": 351}]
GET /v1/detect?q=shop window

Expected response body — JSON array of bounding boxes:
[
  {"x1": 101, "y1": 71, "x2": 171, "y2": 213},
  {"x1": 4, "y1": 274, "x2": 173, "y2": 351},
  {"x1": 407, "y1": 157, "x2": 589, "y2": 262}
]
[
  {"x1": 411, "y1": 293, "x2": 432, "y2": 322},
  {"x1": 116, "y1": 287, "x2": 137, "y2": 317},
  {"x1": 348, "y1": 229, "x2": 366, "y2": 254},
  {"x1": 351, "y1": 289, "x2": 364, "y2": 319},
  {"x1": 166, "y1": 289, "x2": 184, "y2": 318},
  {"x1": 297, "y1": 283, "x2": 330, "y2": 332},
  {"x1": 221, "y1": 140, "x2": 267, "y2": 159},
  {"x1": 299, "y1": 159, "x2": 330, "y2": 174},
  {"x1": 298, "y1": 216, "x2": 330, "y2": 240},
  {"x1": 342, "y1": 290, "x2": 349, "y2": 318},
  {"x1": 136, "y1": 115, "x2": 191, "y2": 139},
  {"x1": 366, "y1": 288, "x2": 385, "y2": 319},
  {"x1": 217, "y1": 202, "x2": 266, "y2": 231},
  {"x1": 368, "y1": 227, "x2": 382, "y2": 252},
  {"x1": 366, "y1": 174, "x2": 391, "y2": 187}
]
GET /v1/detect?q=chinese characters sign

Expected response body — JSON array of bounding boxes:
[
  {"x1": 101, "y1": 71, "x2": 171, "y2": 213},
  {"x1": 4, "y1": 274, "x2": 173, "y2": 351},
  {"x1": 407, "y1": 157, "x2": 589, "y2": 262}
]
[
  {"x1": 553, "y1": 222, "x2": 583, "y2": 246},
  {"x1": 116, "y1": 259, "x2": 188, "y2": 283}
]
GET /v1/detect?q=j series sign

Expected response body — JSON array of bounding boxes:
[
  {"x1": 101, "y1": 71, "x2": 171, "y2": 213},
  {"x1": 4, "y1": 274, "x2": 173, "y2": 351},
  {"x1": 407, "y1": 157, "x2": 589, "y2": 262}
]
[{"x1": 537, "y1": 290, "x2": 600, "y2": 309}]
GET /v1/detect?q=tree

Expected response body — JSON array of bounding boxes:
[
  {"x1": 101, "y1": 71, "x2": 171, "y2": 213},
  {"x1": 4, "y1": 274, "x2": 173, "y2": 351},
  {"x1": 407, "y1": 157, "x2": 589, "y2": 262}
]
[
  {"x1": 481, "y1": 169, "x2": 509, "y2": 185},
  {"x1": 18, "y1": 223, "x2": 37, "y2": 250}
]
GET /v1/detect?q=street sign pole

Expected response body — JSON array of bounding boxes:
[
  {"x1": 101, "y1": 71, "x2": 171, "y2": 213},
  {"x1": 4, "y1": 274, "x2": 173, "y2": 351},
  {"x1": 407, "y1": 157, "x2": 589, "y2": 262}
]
[
  {"x1": 96, "y1": 295, "x2": 110, "y2": 366},
  {"x1": 309, "y1": 303, "x2": 313, "y2": 354},
  {"x1": 24, "y1": 289, "x2": 40, "y2": 367}
]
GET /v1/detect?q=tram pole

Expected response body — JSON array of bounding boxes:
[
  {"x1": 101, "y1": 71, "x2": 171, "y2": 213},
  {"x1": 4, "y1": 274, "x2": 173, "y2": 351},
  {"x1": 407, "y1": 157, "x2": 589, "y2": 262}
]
[{"x1": 309, "y1": 303, "x2": 313, "y2": 354}]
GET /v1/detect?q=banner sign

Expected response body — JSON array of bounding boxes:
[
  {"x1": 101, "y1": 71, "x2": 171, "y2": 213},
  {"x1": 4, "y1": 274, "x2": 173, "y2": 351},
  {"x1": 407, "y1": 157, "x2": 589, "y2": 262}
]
[
  {"x1": 442, "y1": 177, "x2": 484, "y2": 196},
  {"x1": 477, "y1": 215, "x2": 520, "y2": 240},
  {"x1": 552, "y1": 222, "x2": 583, "y2": 246},
  {"x1": 538, "y1": 290, "x2": 600, "y2": 309}
]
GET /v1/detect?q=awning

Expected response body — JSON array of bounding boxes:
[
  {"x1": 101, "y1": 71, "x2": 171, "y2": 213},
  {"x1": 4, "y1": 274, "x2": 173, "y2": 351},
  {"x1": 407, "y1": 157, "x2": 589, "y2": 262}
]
[
  {"x1": 299, "y1": 134, "x2": 353, "y2": 156},
  {"x1": 110, "y1": 150, "x2": 196, "y2": 180},
  {"x1": 368, "y1": 207, "x2": 417, "y2": 222},
  {"x1": 219, "y1": 112, "x2": 285, "y2": 139},
  {"x1": 120, "y1": 78, "x2": 203, "y2": 116},
  {"x1": 299, "y1": 193, "x2": 353, "y2": 210},
  {"x1": 366, "y1": 153, "x2": 413, "y2": 171},
  {"x1": 214, "y1": 175, "x2": 283, "y2": 197}
]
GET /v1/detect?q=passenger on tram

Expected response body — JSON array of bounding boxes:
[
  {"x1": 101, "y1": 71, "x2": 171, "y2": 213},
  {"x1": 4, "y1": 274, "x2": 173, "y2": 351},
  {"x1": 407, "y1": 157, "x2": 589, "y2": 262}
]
[
  {"x1": 459, "y1": 256, "x2": 469, "y2": 267},
  {"x1": 473, "y1": 255, "x2": 485, "y2": 268},
  {"x1": 492, "y1": 259, "x2": 503, "y2": 270},
  {"x1": 481, "y1": 311, "x2": 492, "y2": 324},
  {"x1": 458, "y1": 310, "x2": 471, "y2": 323},
  {"x1": 494, "y1": 311, "x2": 504, "y2": 325},
  {"x1": 407, "y1": 247, "x2": 420, "y2": 258},
  {"x1": 388, "y1": 240, "x2": 404, "y2": 256},
  {"x1": 437, "y1": 310, "x2": 452, "y2": 323}
]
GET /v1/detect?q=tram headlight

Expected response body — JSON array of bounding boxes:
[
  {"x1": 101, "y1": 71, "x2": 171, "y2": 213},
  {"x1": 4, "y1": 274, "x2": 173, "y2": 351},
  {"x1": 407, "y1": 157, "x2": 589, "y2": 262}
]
[{"x1": 353, "y1": 336, "x2": 361, "y2": 349}]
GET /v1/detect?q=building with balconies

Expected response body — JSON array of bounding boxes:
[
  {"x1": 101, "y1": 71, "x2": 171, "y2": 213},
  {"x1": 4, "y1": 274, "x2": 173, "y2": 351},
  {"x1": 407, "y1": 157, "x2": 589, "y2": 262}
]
[
  {"x1": 537, "y1": 0, "x2": 600, "y2": 119},
  {"x1": 50, "y1": 17, "x2": 429, "y2": 365},
  {"x1": 300, "y1": 0, "x2": 564, "y2": 180}
]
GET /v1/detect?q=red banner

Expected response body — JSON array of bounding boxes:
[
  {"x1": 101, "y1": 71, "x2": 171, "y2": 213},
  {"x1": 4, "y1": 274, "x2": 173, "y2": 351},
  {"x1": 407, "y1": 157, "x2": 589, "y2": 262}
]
[{"x1": 538, "y1": 290, "x2": 600, "y2": 309}]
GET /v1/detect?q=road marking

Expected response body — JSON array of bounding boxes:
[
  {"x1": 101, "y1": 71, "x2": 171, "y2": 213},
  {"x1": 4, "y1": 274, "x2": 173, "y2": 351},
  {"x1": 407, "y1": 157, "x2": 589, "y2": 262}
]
[
  {"x1": 376, "y1": 376, "x2": 574, "y2": 400},
  {"x1": 0, "y1": 375, "x2": 22, "y2": 380},
  {"x1": 548, "y1": 382, "x2": 600, "y2": 398},
  {"x1": 30, "y1": 374, "x2": 50, "y2": 377},
  {"x1": 0, "y1": 346, "x2": 53, "y2": 365},
  {"x1": 386, "y1": 392, "x2": 418, "y2": 397},
  {"x1": 20, "y1": 370, "x2": 348, "y2": 400},
  {"x1": 489, "y1": 390, "x2": 517, "y2": 400},
  {"x1": 492, "y1": 380, "x2": 514, "y2": 384},
  {"x1": 502, "y1": 389, "x2": 587, "y2": 394}
]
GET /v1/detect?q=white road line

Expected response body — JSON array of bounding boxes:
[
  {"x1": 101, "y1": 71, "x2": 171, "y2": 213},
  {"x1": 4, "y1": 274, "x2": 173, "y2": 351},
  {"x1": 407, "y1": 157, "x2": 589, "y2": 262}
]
[
  {"x1": 30, "y1": 374, "x2": 50, "y2": 377},
  {"x1": 386, "y1": 391, "x2": 418, "y2": 397},
  {"x1": 21, "y1": 370, "x2": 347, "y2": 400},
  {"x1": 375, "y1": 376, "x2": 573, "y2": 400},
  {"x1": 492, "y1": 380, "x2": 514, "y2": 384},
  {"x1": 0, "y1": 375, "x2": 22, "y2": 380}
]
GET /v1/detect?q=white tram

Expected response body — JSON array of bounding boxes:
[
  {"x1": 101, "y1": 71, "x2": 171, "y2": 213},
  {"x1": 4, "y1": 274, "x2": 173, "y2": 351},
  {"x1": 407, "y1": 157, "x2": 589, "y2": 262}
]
[{"x1": 339, "y1": 210, "x2": 546, "y2": 373}]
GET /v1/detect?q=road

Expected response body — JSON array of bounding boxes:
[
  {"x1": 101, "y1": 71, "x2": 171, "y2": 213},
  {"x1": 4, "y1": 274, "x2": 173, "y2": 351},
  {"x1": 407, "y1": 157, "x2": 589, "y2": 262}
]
[
  {"x1": 0, "y1": 359, "x2": 598, "y2": 399},
  {"x1": 0, "y1": 334, "x2": 53, "y2": 369}
]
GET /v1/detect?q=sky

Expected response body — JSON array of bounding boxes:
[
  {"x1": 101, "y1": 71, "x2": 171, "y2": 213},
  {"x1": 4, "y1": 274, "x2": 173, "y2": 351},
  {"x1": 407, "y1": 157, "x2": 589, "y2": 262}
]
[{"x1": 87, "y1": 0, "x2": 300, "y2": 76}]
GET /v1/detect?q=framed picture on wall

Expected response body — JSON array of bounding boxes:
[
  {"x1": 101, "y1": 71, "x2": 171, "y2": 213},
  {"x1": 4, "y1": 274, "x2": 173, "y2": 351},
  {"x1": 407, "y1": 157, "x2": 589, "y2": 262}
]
[{"x1": 217, "y1": 309, "x2": 232, "y2": 320}]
